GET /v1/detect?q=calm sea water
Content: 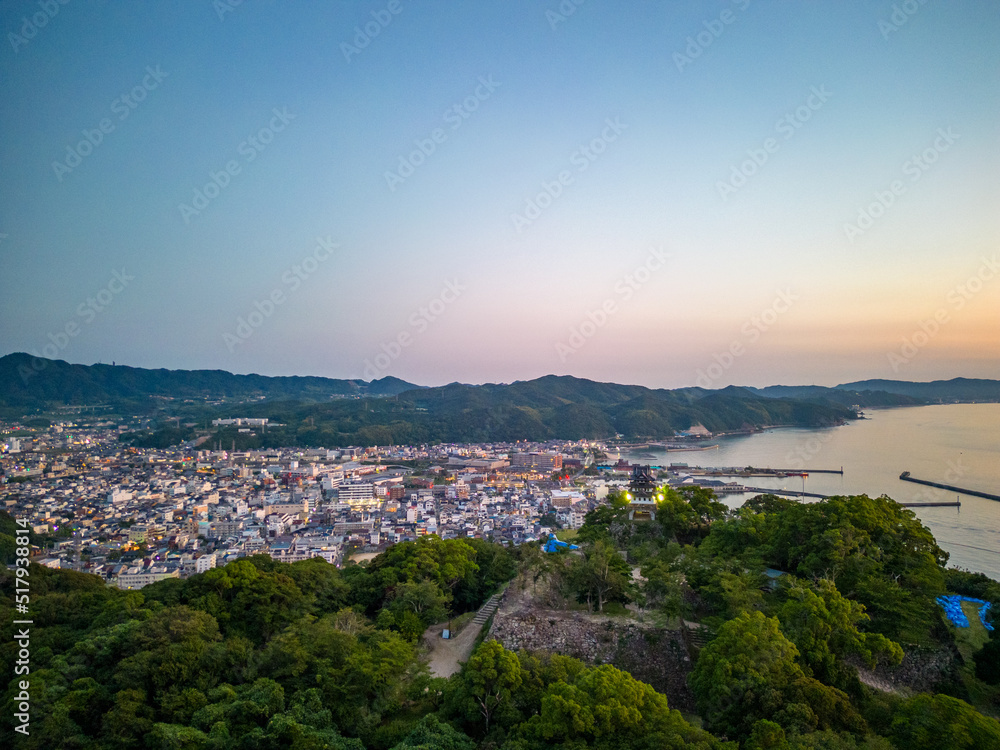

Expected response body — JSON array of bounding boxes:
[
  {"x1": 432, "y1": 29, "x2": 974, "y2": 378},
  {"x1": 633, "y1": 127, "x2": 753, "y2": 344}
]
[{"x1": 621, "y1": 404, "x2": 1000, "y2": 579}]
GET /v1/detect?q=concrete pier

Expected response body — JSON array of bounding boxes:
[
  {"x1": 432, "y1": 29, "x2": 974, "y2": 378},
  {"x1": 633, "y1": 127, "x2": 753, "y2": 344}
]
[{"x1": 899, "y1": 471, "x2": 1000, "y2": 502}]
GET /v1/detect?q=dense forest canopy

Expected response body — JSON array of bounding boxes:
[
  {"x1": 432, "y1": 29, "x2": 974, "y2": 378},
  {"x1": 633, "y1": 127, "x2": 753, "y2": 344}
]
[
  {"x1": 3, "y1": 492, "x2": 1000, "y2": 749},
  {"x1": 117, "y1": 386, "x2": 861, "y2": 448}
]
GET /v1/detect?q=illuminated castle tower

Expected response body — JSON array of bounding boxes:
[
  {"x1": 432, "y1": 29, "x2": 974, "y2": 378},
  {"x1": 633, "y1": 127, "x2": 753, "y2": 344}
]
[{"x1": 627, "y1": 464, "x2": 658, "y2": 521}]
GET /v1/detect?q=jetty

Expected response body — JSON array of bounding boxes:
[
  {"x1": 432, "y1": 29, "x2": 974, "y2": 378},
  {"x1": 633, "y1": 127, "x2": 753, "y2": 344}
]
[
  {"x1": 899, "y1": 472, "x2": 1000, "y2": 502},
  {"x1": 647, "y1": 443, "x2": 720, "y2": 452},
  {"x1": 741, "y1": 486, "x2": 829, "y2": 500},
  {"x1": 685, "y1": 466, "x2": 844, "y2": 478},
  {"x1": 899, "y1": 501, "x2": 962, "y2": 508}
]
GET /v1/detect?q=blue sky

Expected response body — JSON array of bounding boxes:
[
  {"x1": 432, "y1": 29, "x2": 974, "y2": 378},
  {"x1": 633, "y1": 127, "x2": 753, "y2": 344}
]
[{"x1": 1, "y1": 0, "x2": 998, "y2": 388}]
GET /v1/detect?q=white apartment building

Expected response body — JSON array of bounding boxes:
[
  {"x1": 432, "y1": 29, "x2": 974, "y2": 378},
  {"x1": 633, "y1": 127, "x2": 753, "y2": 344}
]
[
  {"x1": 338, "y1": 482, "x2": 375, "y2": 503},
  {"x1": 114, "y1": 564, "x2": 181, "y2": 590}
]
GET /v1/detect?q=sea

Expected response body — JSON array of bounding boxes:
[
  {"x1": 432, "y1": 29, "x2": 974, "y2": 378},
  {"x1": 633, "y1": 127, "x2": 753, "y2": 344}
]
[{"x1": 620, "y1": 403, "x2": 1000, "y2": 579}]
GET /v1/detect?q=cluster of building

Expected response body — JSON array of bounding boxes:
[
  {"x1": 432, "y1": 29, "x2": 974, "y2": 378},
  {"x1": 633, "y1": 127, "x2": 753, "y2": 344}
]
[
  {"x1": 1, "y1": 421, "x2": 623, "y2": 588},
  {"x1": 1, "y1": 419, "x2": 732, "y2": 590}
]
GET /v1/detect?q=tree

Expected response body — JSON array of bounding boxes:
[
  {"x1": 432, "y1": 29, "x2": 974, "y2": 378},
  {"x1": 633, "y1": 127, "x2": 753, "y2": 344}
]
[
  {"x1": 286, "y1": 556, "x2": 351, "y2": 613},
  {"x1": 577, "y1": 504, "x2": 627, "y2": 545},
  {"x1": 99, "y1": 688, "x2": 155, "y2": 749},
  {"x1": 522, "y1": 662, "x2": 724, "y2": 748},
  {"x1": 745, "y1": 720, "x2": 788, "y2": 750},
  {"x1": 568, "y1": 539, "x2": 632, "y2": 612},
  {"x1": 690, "y1": 611, "x2": 865, "y2": 741},
  {"x1": 369, "y1": 537, "x2": 481, "y2": 615},
  {"x1": 168, "y1": 557, "x2": 307, "y2": 643},
  {"x1": 692, "y1": 611, "x2": 804, "y2": 739},
  {"x1": 640, "y1": 558, "x2": 685, "y2": 621},
  {"x1": 776, "y1": 577, "x2": 903, "y2": 687},
  {"x1": 890, "y1": 693, "x2": 1000, "y2": 750},
  {"x1": 679, "y1": 485, "x2": 729, "y2": 528},
  {"x1": 975, "y1": 628, "x2": 1000, "y2": 684},
  {"x1": 515, "y1": 542, "x2": 551, "y2": 596},
  {"x1": 389, "y1": 580, "x2": 449, "y2": 623},
  {"x1": 455, "y1": 640, "x2": 523, "y2": 733},
  {"x1": 145, "y1": 722, "x2": 209, "y2": 750},
  {"x1": 716, "y1": 569, "x2": 766, "y2": 617},
  {"x1": 746, "y1": 726, "x2": 895, "y2": 750},
  {"x1": 453, "y1": 537, "x2": 516, "y2": 611},
  {"x1": 699, "y1": 494, "x2": 949, "y2": 644},
  {"x1": 390, "y1": 714, "x2": 476, "y2": 750}
]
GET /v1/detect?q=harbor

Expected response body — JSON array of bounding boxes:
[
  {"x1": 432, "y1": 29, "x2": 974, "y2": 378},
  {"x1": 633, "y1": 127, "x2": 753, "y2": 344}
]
[{"x1": 617, "y1": 404, "x2": 1000, "y2": 580}]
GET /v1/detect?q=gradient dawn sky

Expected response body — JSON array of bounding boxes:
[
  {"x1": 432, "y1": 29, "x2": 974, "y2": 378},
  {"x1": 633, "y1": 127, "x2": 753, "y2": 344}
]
[{"x1": 1, "y1": 0, "x2": 998, "y2": 389}]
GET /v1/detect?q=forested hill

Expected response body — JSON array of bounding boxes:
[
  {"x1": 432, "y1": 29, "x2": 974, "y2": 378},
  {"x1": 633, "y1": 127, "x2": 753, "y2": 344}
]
[
  {"x1": 2, "y1": 354, "x2": 947, "y2": 445},
  {"x1": 0, "y1": 353, "x2": 420, "y2": 409},
  {"x1": 836, "y1": 377, "x2": 1000, "y2": 402},
  {"x1": 747, "y1": 384, "x2": 925, "y2": 408},
  {"x1": 389, "y1": 378, "x2": 857, "y2": 439},
  {"x1": 115, "y1": 377, "x2": 863, "y2": 447},
  {"x1": 9, "y1": 354, "x2": 988, "y2": 447},
  {"x1": 5, "y1": 493, "x2": 1000, "y2": 749},
  {"x1": 2, "y1": 355, "x2": 948, "y2": 416}
]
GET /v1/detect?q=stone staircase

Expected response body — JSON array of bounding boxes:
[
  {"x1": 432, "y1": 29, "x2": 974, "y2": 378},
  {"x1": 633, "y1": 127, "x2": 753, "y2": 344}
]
[
  {"x1": 683, "y1": 623, "x2": 712, "y2": 651},
  {"x1": 472, "y1": 593, "x2": 501, "y2": 629}
]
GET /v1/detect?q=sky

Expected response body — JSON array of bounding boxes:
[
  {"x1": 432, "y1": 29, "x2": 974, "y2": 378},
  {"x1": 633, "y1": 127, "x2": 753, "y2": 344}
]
[{"x1": 1, "y1": 0, "x2": 998, "y2": 389}]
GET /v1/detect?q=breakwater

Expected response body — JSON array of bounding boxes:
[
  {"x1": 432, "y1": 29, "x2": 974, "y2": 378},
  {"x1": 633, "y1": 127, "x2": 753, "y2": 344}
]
[{"x1": 899, "y1": 471, "x2": 1000, "y2": 502}]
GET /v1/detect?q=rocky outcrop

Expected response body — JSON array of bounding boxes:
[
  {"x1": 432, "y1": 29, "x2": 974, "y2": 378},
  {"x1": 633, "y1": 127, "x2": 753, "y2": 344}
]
[
  {"x1": 848, "y1": 643, "x2": 963, "y2": 694},
  {"x1": 486, "y1": 598, "x2": 696, "y2": 711}
]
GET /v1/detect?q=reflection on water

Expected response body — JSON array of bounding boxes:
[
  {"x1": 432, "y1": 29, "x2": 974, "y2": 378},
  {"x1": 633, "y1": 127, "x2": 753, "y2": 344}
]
[{"x1": 621, "y1": 404, "x2": 1000, "y2": 579}]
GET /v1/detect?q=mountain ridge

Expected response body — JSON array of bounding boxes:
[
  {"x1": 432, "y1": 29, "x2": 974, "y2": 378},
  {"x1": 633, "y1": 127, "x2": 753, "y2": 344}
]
[
  {"x1": 835, "y1": 377, "x2": 1000, "y2": 402},
  {"x1": 0, "y1": 352, "x2": 422, "y2": 409},
  {"x1": 3, "y1": 353, "x2": 996, "y2": 446}
]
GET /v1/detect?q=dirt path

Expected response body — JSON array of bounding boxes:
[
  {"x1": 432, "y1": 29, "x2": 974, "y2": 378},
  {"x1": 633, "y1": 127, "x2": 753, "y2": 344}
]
[
  {"x1": 425, "y1": 619, "x2": 483, "y2": 678},
  {"x1": 424, "y1": 593, "x2": 501, "y2": 678}
]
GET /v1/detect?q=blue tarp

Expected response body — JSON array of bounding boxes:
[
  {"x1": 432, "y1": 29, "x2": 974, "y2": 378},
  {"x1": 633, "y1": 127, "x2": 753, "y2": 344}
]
[
  {"x1": 543, "y1": 536, "x2": 579, "y2": 553},
  {"x1": 936, "y1": 595, "x2": 994, "y2": 631}
]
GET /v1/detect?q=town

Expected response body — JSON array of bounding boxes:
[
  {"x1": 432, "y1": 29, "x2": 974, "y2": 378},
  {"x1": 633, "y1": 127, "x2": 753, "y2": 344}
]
[{"x1": 0, "y1": 417, "x2": 740, "y2": 589}]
